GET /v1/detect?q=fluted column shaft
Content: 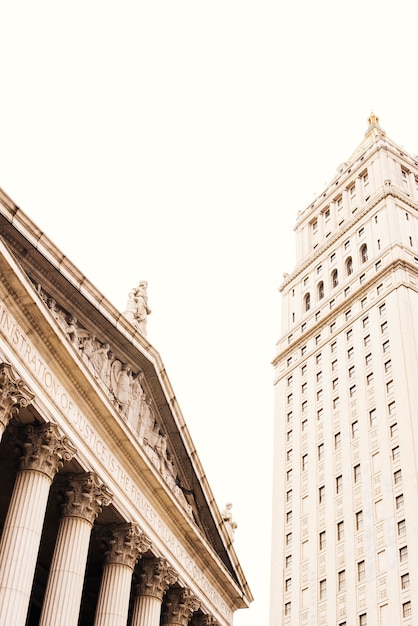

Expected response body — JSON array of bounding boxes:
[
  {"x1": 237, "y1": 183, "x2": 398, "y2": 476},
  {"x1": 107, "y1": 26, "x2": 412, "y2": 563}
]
[
  {"x1": 131, "y1": 558, "x2": 177, "y2": 626},
  {"x1": 39, "y1": 472, "x2": 112, "y2": 626},
  {"x1": 94, "y1": 523, "x2": 151, "y2": 626},
  {"x1": 0, "y1": 423, "x2": 76, "y2": 626}
]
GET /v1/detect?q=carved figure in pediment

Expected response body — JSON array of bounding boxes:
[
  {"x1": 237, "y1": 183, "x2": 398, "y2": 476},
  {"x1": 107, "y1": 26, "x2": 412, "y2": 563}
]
[
  {"x1": 127, "y1": 372, "x2": 145, "y2": 431},
  {"x1": 123, "y1": 281, "x2": 151, "y2": 336},
  {"x1": 47, "y1": 298, "x2": 60, "y2": 323},
  {"x1": 112, "y1": 362, "x2": 131, "y2": 413},
  {"x1": 139, "y1": 398, "x2": 153, "y2": 444},
  {"x1": 90, "y1": 342, "x2": 111, "y2": 381},
  {"x1": 64, "y1": 315, "x2": 79, "y2": 347}
]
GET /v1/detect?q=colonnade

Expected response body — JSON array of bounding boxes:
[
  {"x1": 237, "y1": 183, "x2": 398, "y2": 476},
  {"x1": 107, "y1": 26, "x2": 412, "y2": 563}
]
[{"x1": 0, "y1": 362, "x2": 220, "y2": 626}]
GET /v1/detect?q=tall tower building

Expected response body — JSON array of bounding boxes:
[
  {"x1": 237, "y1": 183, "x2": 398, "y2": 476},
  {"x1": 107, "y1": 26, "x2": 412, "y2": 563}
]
[{"x1": 270, "y1": 116, "x2": 418, "y2": 626}]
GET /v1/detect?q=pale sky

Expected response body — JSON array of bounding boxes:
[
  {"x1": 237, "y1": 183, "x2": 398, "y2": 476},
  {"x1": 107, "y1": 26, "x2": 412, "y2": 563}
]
[{"x1": 1, "y1": 2, "x2": 418, "y2": 624}]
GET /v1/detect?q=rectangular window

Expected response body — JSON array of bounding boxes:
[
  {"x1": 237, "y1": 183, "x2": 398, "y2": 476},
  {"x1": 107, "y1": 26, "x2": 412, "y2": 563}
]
[
  {"x1": 317, "y1": 389, "x2": 323, "y2": 401},
  {"x1": 366, "y1": 372, "x2": 374, "y2": 385},
  {"x1": 349, "y1": 365, "x2": 355, "y2": 378},
  {"x1": 315, "y1": 334, "x2": 321, "y2": 345},
  {"x1": 358, "y1": 226, "x2": 365, "y2": 238},
  {"x1": 287, "y1": 411, "x2": 293, "y2": 423},
  {"x1": 301, "y1": 382, "x2": 307, "y2": 393},
  {"x1": 396, "y1": 493, "x2": 404, "y2": 510},
  {"x1": 330, "y1": 321, "x2": 336, "y2": 333},
  {"x1": 332, "y1": 359, "x2": 338, "y2": 371},
  {"x1": 336, "y1": 475, "x2": 343, "y2": 494},
  {"x1": 287, "y1": 393, "x2": 293, "y2": 405},
  {"x1": 386, "y1": 379, "x2": 394, "y2": 394},
  {"x1": 301, "y1": 400, "x2": 307, "y2": 413},
  {"x1": 401, "y1": 572, "x2": 409, "y2": 590},
  {"x1": 376, "y1": 283, "x2": 383, "y2": 295},
  {"x1": 301, "y1": 363, "x2": 307, "y2": 375},
  {"x1": 383, "y1": 340, "x2": 390, "y2": 354},
  {"x1": 369, "y1": 408, "x2": 377, "y2": 426},
  {"x1": 331, "y1": 341, "x2": 338, "y2": 354},
  {"x1": 319, "y1": 530, "x2": 326, "y2": 550},
  {"x1": 375, "y1": 260, "x2": 382, "y2": 271},
  {"x1": 359, "y1": 273, "x2": 366, "y2": 284},
  {"x1": 332, "y1": 378, "x2": 339, "y2": 390},
  {"x1": 384, "y1": 359, "x2": 392, "y2": 372},
  {"x1": 318, "y1": 443, "x2": 324, "y2": 461},
  {"x1": 285, "y1": 577, "x2": 291, "y2": 592},
  {"x1": 346, "y1": 310, "x2": 352, "y2": 321},
  {"x1": 348, "y1": 347, "x2": 354, "y2": 359},
  {"x1": 362, "y1": 316, "x2": 369, "y2": 329},
  {"x1": 301, "y1": 418, "x2": 307, "y2": 431},
  {"x1": 361, "y1": 296, "x2": 367, "y2": 308},
  {"x1": 399, "y1": 546, "x2": 408, "y2": 563},
  {"x1": 359, "y1": 614, "x2": 367, "y2": 626},
  {"x1": 287, "y1": 356, "x2": 293, "y2": 366},
  {"x1": 392, "y1": 446, "x2": 400, "y2": 461},
  {"x1": 316, "y1": 353, "x2": 322, "y2": 365},
  {"x1": 333, "y1": 396, "x2": 340, "y2": 409},
  {"x1": 379, "y1": 303, "x2": 386, "y2": 316},
  {"x1": 319, "y1": 485, "x2": 325, "y2": 504},
  {"x1": 388, "y1": 401, "x2": 396, "y2": 416},
  {"x1": 356, "y1": 510, "x2": 363, "y2": 531},
  {"x1": 403, "y1": 601, "x2": 411, "y2": 618},
  {"x1": 302, "y1": 454, "x2": 308, "y2": 471},
  {"x1": 286, "y1": 532, "x2": 292, "y2": 545},
  {"x1": 334, "y1": 431, "x2": 341, "y2": 450},
  {"x1": 394, "y1": 469, "x2": 402, "y2": 485},
  {"x1": 337, "y1": 520, "x2": 344, "y2": 541},
  {"x1": 365, "y1": 353, "x2": 372, "y2": 366},
  {"x1": 398, "y1": 519, "x2": 406, "y2": 536},
  {"x1": 350, "y1": 384, "x2": 356, "y2": 397},
  {"x1": 317, "y1": 407, "x2": 323, "y2": 420},
  {"x1": 287, "y1": 375, "x2": 293, "y2": 387},
  {"x1": 286, "y1": 489, "x2": 292, "y2": 503},
  {"x1": 338, "y1": 569, "x2": 346, "y2": 592},
  {"x1": 319, "y1": 579, "x2": 327, "y2": 600},
  {"x1": 381, "y1": 321, "x2": 388, "y2": 334},
  {"x1": 364, "y1": 334, "x2": 371, "y2": 347},
  {"x1": 346, "y1": 328, "x2": 353, "y2": 340},
  {"x1": 316, "y1": 263, "x2": 322, "y2": 274},
  {"x1": 286, "y1": 510, "x2": 292, "y2": 523},
  {"x1": 284, "y1": 601, "x2": 291, "y2": 616},
  {"x1": 354, "y1": 464, "x2": 361, "y2": 483},
  {"x1": 287, "y1": 469, "x2": 292, "y2": 482},
  {"x1": 351, "y1": 420, "x2": 359, "y2": 438},
  {"x1": 316, "y1": 370, "x2": 323, "y2": 382},
  {"x1": 285, "y1": 554, "x2": 292, "y2": 568},
  {"x1": 357, "y1": 560, "x2": 365, "y2": 582},
  {"x1": 344, "y1": 286, "x2": 351, "y2": 296},
  {"x1": 390, "y1": 423, "x2": 398, "y2": 438}
]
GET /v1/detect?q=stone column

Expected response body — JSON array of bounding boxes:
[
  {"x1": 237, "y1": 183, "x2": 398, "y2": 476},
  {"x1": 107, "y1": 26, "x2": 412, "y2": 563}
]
[
  {"x1": 193, "y1": 615, "x2": 220, "y2": 626},
  {"x1": 0, "y1": 422, "x2": 76, "y2": 626},
  {"x1": 39, "y1": 472, "x2": 112, "y2": 626},
  {"x1": 161, "y1": 587, "x2": 200, "y2": 626},
  {"x1": 131, "y1": 558, "x2": 177, "y2": 626},
  {"x1": 0, "y1": 362, "x2": 34, "y2": 441},
  {"x1": 93, "y1": 523, "x2": 151, "y2": 626}
]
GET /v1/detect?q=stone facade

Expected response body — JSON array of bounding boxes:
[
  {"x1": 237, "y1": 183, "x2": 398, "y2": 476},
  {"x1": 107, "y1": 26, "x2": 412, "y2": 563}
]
[{"x1": 0, "y1": 190, "x2": 252, "y2": 626}]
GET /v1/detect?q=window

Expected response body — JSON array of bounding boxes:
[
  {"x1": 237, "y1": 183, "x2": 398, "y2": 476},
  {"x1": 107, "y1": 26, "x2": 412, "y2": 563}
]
[
  {"x1": 344, "y1": 239, "x2": 350, "y2": 250},
  {"x1": 332, "y1": 359, "x2": 338, "y2": 371},
  {"x1": 288, "y1": 333, "x2": 293, "y2": 344},
  {"x1": 338, "y1": 569, "x2": 346, "y2": 592},
  {"x1": 365, "y1": 353, "x2": 372, "y2": 366},
  {"x1": 332, "y1": 378, "x2": 339, "y2": 390},
  {"x1": 354, "y1": 464, "x2": 361, "y2": 483},
  {"x1": 301, "y1": 418, "x2": 308, "y2": 431},
  {"x1": 301, "y1": 363, "x2": 307, "y2": 375},
  {"x1": 333, "y1": 396, "x2": 340, "y2": 409},
  {"x1": 302, "y1": 454, "x2": 308, "y2": 471},
  {"x1": 286, "y1": 531, "x2": 292, "y2": 545},
  {"x1": 315, "y1": 333, "x2": 321, "y2": 345},
  {"x1": 316, "y1": 353, "x2": 322, "y2": 365},
  {"x1": 344, "y1": 286, "x2": 351, "y2": 296},
  {"x1": 388, "y1": 401, "x2": 396, "y2": 416},
  {"x1": 359, "y1": 614, "x2": 367, "y2": 626},
  {"x1": 337, "y1": 520, "x2": 344, "y2": 541},
  {"x1": 366, "y1": 372, "x2": 374, "y2": 385},
  {"x1": 285, "y1": 554, "x2": 292, "y2": 568},
  {"x1": 356, "y1": 510, "x2": 363, "y2": 531},
  {"x1": 358, "y1": 226, "x2": 365, "y2": 238},
  {"x1": 285, "y1": 577, "x2": 291, "y2": 592},
  {"x1": 360, "y1": 243, "x2": 368, "y2": 263},
  {"x1": 317, "y1": 407, "x2": 323, "y2": 420},
  {"x1": 287, "y1": 393, "x2": 293, "y2": 405},
  {"x1": 386, "y1": 379, "x2": 394, "y2": 394},
  {"x1": 357, "y1": 559, "x2": 365, "y2": 582},
  {"x1": 301, "y1": 400, "x2": 307, "y2": 413},
  {"x1": 401, "y1": 572, "x2": 409, "y2": 590},
  {"x1": 348, "y1": 347, "x2": 354, "y2": 359},
  {"x1": 352, "y1": 421, "x2": 359, "y2": 438},
  {"x1": 318, "y1": 443, "x2": 324, "y2": 461},
  {"x1": 286, "y1": 449, "x2": 293, "y2": 462},
  {"x1": 381, "y1": 321, "x2": 388, "y2": 334},
  {"x1": 396, "y1": 494, "x2": 404, "y2": 510},
  {"x1": 287, "y1": 411, "x2": 293, "y2": 423},
  {"x1": 286, "y1": 510, "x2": 292, "y2": 523},
  {"x1": 369, "y1": 408, "x2": 376, "y2": 426},
  {"x1": 330, "y1": 251, "x2": 336, "y2": 262},
  {"x1": 287, "y1": 356, "x2": 293, "y2": 366},
  {"x1": 364, "y1": 334, "x2": 370, "y2": 347},
  {"x1": 318, "y1": 281, "x2": 324, "y2": 300},
  {"x1": 398, "y1": 519, "x2": 406, "y2": 536},
  {"x1": 399, "y1": 546, "x2": 408, "y2": 563},
  {"x1": 316, "y1": 370, "x2": 323, "y2": 382},
  {"x1": 330, "y1": 321, "x2": 336, "y2": 332},
  {"x1": 394, "y1": 469, "x2": 402, "y2": 485},
  {"x1": 287, "y1": 375, "x2": 293, "y2": 387},
  {"x1": 319, "y1": 530, "x2": 326, "y2": 550},
  {"x1": 319, "y1": 485, "x2": 325, "y2": 504},
  {"x1": 284, "y1": 601, "x2": 291, "y2": 616},
  {"x1": 375, "y1": 259, "x2": 382, "y2": 270},
  {"x1": 334, "y1": 431, "x2": 341, "y2": 450},
  {"x1": 312, "y1": 219, "x2": 318, "y2": 232},
  {"x1": 384, "y1": 360, "x2": 392, "y2": 372},
  {"x1": 392, "y1": 445, "x2": 400, "y2": 461},
  {"x1": 316, "y1": 263, "x2": 322, "y2": 274},
  {"x1": 317, "y1": 389, "x2": 323, "y2": 402},
  {"x1": 301, "y1": 344, "x2": 307, "y2": 356},
  {"x1": 332, "y1": 269, "x2": 338, "y2": 288},
  {"x1": 301, "y1": 381, "x2": 307, "y2": 393},
  {"x1": 286, "y1": 489, "x2": 292, "y2": 503},
  {"x1": 315, "y1": 310, "x2": 321, "y2": 321},
  {"x1": 336, "y1": 475, "x2": 343, "y2": 494},
  {"x1": 304, "y1": 293, "x2": 311, "y2": 312},
  {"x1": 330, "y1": 298, "x2": 335, "y2": 309},
  {"x1": 319, "y1": 579, "x2": 327, "y2": 600},
  {"x1": 349, "y1": 365, "x2": 355, "y2": 378},
  {"x1": 349, "y1": 384, "x2": 356, "y2": 397},
  {"x1": 287, "y1": 469, "x2": 293, "y2": 482},
  {"x1": 331, "y1": 342, "x2": 337, "y2": 354},
  {"x1": 362, "y1": 316, "x2": 369, "y2": 329},
  {"x1": 301, "y1": 322, "x2": 307, "y2": 332},
  {"x1": 359, "y1": 273, "x2": 366, "y2": 284},
  {"x1": 361, "y1": 296, "x2": 367, "y2": 309},
  {"x1": 346, "y1": 256, "x2": 353, "y2": 276},
  {"x1": 376, "y1": 282, "x2": 383, "y2": 295},
  {"x1": 346, "y1": 328, "x2": 353, "y2": 340},
  {"x1": 345, "y1": 309, "x2": 352, "y2": 321},
  {"x1": 403, "y1": 601, "x2": 411, "y2": 618},
  {"x1": 303, "y1": 276, "x2": 309, "y2": 286}
]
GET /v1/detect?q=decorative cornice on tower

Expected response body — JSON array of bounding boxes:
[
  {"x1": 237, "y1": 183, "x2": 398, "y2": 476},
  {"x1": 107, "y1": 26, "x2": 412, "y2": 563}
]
[
  {"x1": 10, "y1": 422, "x2": 77, "y2": 480},
  {"x1": 98, "y1": 523, "x2": 152, "y2": 570},
  {"x1": 0, "y1": 362, "x2": 35, "y2": 434},
  {"x1": 162, "y1": 588, "x2": 200, "y2": 626},
  {"x1": 59, "y1": 472, "x2": 113, "y2": 525},
  {"x1": 137, "y1": 558, "x2": 178, "y2": 601}
]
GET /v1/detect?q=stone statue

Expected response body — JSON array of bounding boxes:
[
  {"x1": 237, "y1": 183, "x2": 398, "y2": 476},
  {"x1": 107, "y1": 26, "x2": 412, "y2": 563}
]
[
  {"x1": 123, "y1": 281, "x2": 151, "y2": 336},
  {"x1": 222, "y1": 503, "x2": 237, "y2": 542}
]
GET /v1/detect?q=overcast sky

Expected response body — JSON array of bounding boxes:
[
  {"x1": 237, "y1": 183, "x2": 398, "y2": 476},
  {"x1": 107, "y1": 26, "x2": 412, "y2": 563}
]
[{"x1": 1, "y1": 2, "x2": 418, "y2": 624}]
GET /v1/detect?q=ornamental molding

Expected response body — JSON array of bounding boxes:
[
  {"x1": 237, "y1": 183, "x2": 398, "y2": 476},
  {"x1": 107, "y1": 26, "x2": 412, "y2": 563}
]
[
  {"x1": 0, "y1": 361, "x2": 34, "y2": 432},
  {"x1": 136, "y1": 558, "x2": 178, "y2": 601}
]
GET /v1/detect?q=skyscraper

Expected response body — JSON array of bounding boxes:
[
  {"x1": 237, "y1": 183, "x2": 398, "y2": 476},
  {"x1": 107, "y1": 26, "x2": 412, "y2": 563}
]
[{"x1": 270, "y1": 116, "x2": 417, "y2": 625}]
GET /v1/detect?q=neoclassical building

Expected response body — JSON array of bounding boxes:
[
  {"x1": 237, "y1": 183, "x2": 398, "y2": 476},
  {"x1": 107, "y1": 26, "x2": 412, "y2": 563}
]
[
  {"x1": 0, "y1": 188, "x2": 252, "y2": 626},
  {"x1": 271, "y1": 116, "x2": 418, "y2": 625}
]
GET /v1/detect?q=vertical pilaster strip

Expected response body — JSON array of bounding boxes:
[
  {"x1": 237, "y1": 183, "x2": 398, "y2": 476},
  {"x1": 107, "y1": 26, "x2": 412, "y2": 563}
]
[
  {"x1": 93, "y1": 523, "x2": 151, "y2": 626},
  {"x1": 39, "y1": 472, "x2": 112, "y2": 626},
  {"x1": 0, "y1": 362, "x2": 34, "y2": 441},
  {"x1": 131, "y1": 558, "x2": 177, "y2": 626},
  {"x1": 0, "y1": 423, "x2": 76, "y2": 626}
]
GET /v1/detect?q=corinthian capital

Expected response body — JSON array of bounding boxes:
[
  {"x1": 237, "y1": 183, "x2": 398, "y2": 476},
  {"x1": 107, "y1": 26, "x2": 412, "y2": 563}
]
[
  {"x1": 0, "y1": 362, "x2": 34, "y2": 433},
  {"x1": 60, "y1": 472, "x2": 113, "y2": 525},
  {"x1": 136, "y1": 558, "x2": 178, "y2": 601},
  {"x1": 14, "y1": 422, "x2": 77, "y2": 480},
  {"x1": 193, "y1": 615, "x2": 220, "y2": 626},
  {"x1": 162, "y1": 587, "x2": 200, "y2": 625},
  {"x1": 98, "y1": 523, "x2": 152, "y2": 570}
]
